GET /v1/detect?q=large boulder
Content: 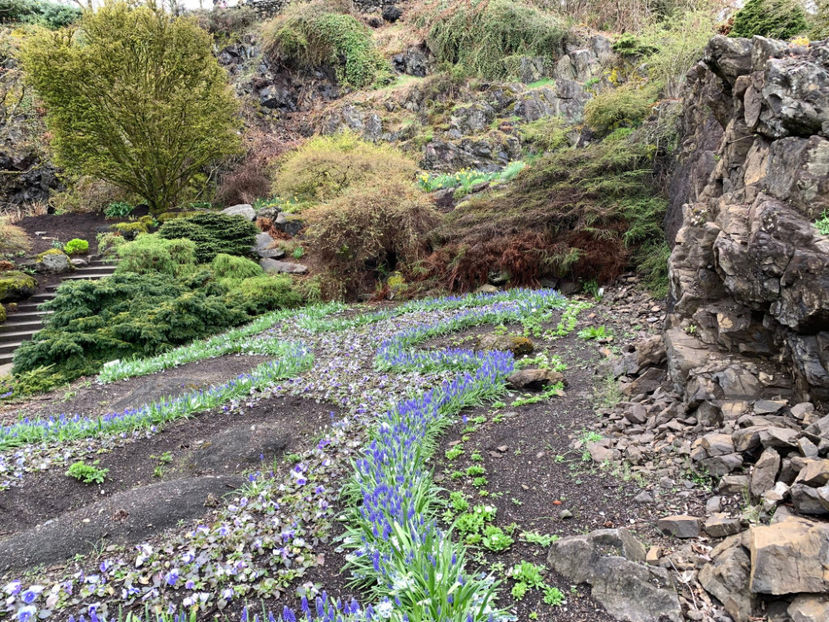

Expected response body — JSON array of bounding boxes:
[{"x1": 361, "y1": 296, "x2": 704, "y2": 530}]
[
  {"x1": 220, "y1": 203, "x2": 256, "y2": 221},
  {"x1": 749, "y1": 517, "x2": 829, "y2": 595}
]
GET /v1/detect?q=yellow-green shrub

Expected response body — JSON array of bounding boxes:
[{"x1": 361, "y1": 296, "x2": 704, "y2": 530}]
[
  {"x1": 584, "y1": 84, "x2": 657, "y2": 136},
  {"x1": 225, "y1": 275, "x2": 303, "y2": 314},
  {"x1": 116, "y1": 234, "x2": 197, "y2": 276},
  {"x1": 273, "y1": 131, "x2": 418, "y2": 205},
  {"x1": 211, "y1": 253, "x2": 262, "y2": 285}
]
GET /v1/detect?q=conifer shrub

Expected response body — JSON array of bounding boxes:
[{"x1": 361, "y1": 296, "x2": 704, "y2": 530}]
[
  {"x1": 11, "y1": 272, "x2": 247, "y2": 381},
  {"x1": 115, "y1": 234, "x2": 197, "y2": 277},
  {"x1": 426, "y1": 0, "x2": 569, "y2": 79},
  {"x1": 210, "y1": 253, "x2": 262, "y2": 284},
  {"x1": 157, "y1": 213, "x2": 258, "y2": 262},
  {"x1": 263, "y1": 1, "x2": 389, "y2": 87},
  {"x1": 224, "y1": 275, "x2": 303, "y2": 314},
  {"x1": 583, "y1": 84, "x2": 658, "y2": 136},
  {"x1": 305, "y1": 179, "x2": 439, "y2": 290},
  {"x1": 729, "y1": 0, "x2": 807, "y2": 39},
  {"x1": 272, "y1": 131, "x2": 418, "y2": 206}
]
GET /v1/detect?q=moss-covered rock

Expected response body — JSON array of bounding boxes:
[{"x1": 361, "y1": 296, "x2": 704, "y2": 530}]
[
  {"x1": 0, "y1": 270, "x2": 37, "y2": 303},
  {"x1": 0, "y1": 303, "x2": 5, "y2": 323},
  {"x1": 36, "y1": 248, "x2": 74, "y2": 274},
  {"x1": 111, "y1": 221, "x2": 149, "y2": 240}
]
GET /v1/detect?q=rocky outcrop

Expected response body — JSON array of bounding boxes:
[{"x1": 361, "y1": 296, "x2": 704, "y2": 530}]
[
  {"x1": 658, "y1": 34, "x2": 829, "y2": 621},
  {"x1": 668, "y1": 36, "x2": 829, "y2": 411}
]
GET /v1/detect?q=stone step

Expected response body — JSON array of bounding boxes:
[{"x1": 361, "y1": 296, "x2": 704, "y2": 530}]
[
  {"x1": 28, "y1": 293, "x2": 55, "y2": 303},
  {"x1": 0, "y1": 320, "x2": 42, "y2": 333},
  {"x1": 4, "y1": 310, "x2": 51, "y2": 321},
  {"x1": 0, "y1": 341, "x2": 24, "y2": 357},
  {"x1": 0, "y1": 330, "x2": 38, "y2": 344}
]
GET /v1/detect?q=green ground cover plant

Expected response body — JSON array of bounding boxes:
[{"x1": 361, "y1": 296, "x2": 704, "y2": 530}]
[
  {"x1": 263, "y1": 1, "x2": 389, "y2": 87},
  {"x1": 426, "y1": 0, "x2": 569, "y2": 79}
]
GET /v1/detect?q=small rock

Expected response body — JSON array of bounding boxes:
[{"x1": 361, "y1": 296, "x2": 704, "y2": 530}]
[
  {"x1": 750, "y1": 447, "x2": 780, "y2": 497},
  {"x1": 749, "y1": 517, "x2": 829, "y2": 594},
  {"x1": 704, "y1": 514, "x2": 742, "y2": 538},
  {"x1": 657, "y1": 515, "x2": 700, "y2": 539},
  {"x1": 506, "y1": 368, "x2": 563, "y2": 391},
  {"x1": 753, "y1": 399, "x2": 787, "y2": 415},
  {"x1": 633, "y1": 491, "x2": 653, "y2": 504},
  {"x1": 794, "y1": 458, "x2": 829, "y2": 487},
  {"x1": 706, "y1": 496, "x2": 723, "y2": 513},
  {"x1": 559, "y1": 509, "x2": 573, "y2": 519},
  {"x1": 719, "y1": 474, "x2": 749, "y2": 494},
  {"x1": 790, "y1": 402, "x2": 815, "y2": 420},
  {"x1": 788, "y1": 594, "x2": 829, "y2": 622},
  {"x1": 646, "y1": 546, "x2": 661, "y2": 564}
]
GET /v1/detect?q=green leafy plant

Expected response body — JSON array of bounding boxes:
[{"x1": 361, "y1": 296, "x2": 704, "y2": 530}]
[
  {"x1": 577, "y1": 325, "x2": 612, "y2": 340},
  {"x1": 104, "y1": 201, "x2": 134, "y2": 219},
  {"x1": 814, "y1": 210, "x2": 829, "y2": 236},
  {"x1": 482, "y1": 525, "x2": 514, "y2": 552},
  {"x1": 543, "y1": 585, "x2": 565, "y2": 606},
  {"x1": 66, "y1": 460, "x2": 109, "y2": 484},
  {"x1": 20, "y1": 2, "x2": 241, "y2": 214}
]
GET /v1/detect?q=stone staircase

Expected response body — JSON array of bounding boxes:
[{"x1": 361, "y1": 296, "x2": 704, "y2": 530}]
[{"x1": 0, "y1": 259, "x2": 116, "y2": 368}]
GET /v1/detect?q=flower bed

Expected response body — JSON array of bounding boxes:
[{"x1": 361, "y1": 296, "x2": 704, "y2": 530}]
[{"x1": 1, "y1": 289, "x2": 566, "y2": 622}]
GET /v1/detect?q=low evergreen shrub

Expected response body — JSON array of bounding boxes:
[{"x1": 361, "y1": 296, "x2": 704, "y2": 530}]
[
  {"x1": 116, "y1": 234, "x2": 197, "y2": 277},
  {"x1": 157, "y1": 213, "x2": 258, "y2": 262},
  {"x1": 11, "y1": 272, "x2": 248, "y2": 381},
  {"x1": 225, "y1": 275, "x2": 303, "y2": 314}
]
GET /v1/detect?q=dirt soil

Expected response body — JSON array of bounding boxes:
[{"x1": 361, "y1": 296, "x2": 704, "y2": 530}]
[
  {"x1": 0, "y1": 394, "x2": 339, "y2": 569},
  {"x1": 15, "y1": 210, "x2": 143, "y2": 257}
]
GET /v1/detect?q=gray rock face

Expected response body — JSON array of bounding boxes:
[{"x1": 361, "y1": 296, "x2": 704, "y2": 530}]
[
  {"x1": 667, "y1": 35, "x2": 829, "y2": 408},
  {"x1": 253, "y1": 232, "x2": 285, "y2": 259},
  {"x1": 547, "y1": 529, "x2": 682, "y2": 622}
]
